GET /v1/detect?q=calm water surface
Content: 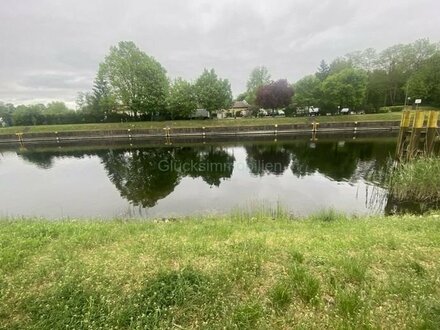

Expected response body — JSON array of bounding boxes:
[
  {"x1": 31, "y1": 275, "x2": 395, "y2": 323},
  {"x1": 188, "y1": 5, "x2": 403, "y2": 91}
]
[{"x1": 0, "y1": 136, "x2": 397, "y2": 219}]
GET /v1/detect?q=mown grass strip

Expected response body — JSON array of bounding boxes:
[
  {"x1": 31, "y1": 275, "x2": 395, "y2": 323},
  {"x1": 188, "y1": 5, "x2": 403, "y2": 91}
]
[{"x1": 0, "y1": 213, "x2": 439, "y2": 329}]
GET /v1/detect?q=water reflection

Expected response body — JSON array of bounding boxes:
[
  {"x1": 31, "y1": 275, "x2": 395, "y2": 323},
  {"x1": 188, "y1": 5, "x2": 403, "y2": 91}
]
[
  {"x1": 287, "y1": 141, "x2": 394, "y2": 181},
  {"x1": 4, "y1": 136, "x2": 402, "y2": 217},
  {"x1": 245, "y1": 145, "x2": 291, "y2": 176},
  {"x1": 101, "y1": 146, "x2": 235, "y2": 207}
]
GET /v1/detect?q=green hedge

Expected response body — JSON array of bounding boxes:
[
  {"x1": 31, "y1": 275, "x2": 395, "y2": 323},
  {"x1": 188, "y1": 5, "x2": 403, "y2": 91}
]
[{"x1": 379, "y1": 106, "x2": 405, "y2": 113}]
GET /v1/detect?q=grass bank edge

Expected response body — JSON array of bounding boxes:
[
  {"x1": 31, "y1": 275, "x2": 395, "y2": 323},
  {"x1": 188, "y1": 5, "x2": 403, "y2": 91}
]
[{"x1": 0, "y1": 112, "x2": 407, "y2": 135}]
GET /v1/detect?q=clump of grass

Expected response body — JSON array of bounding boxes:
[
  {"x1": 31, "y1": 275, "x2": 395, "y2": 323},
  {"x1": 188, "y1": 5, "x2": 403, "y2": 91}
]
[
  {"x1": 308, "y1": 209, "x2": 348, "y2": 222},
  {"x1": 120, "y1": 268, "x2": 211, "y2": 328},
  {"x1": 270, "y1": 265, "x2": 320, "y2": 309},
  {"x1": 231, "y1": 300, "x2": 265, "y2": 329},
  {"x1": 336, "y1": 288, "x2": 364, "y2": 319},
  {"x1": 230, "y1": 200, "x2": 293, "y2": 221},
  {"x1": 389, "y1": 157, "x2": 440, "y2": 203}
]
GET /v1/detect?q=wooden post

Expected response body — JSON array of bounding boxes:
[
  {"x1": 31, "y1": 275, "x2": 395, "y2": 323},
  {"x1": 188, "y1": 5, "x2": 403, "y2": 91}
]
[
  {"x1": 426, "y1": 111, "x2": 439, "y2": 155},
  {"x1": 395, "y1": 110, "x2": 411, "y2": 160},
  {"x1": 408, "y1": 111, "x2": 426, "y2": 160}
]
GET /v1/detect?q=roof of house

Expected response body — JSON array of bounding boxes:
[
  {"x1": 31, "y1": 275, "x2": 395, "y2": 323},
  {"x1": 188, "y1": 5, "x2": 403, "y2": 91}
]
[{"x1": 232, "y1": 100, "x2": 250, "y2": 109}]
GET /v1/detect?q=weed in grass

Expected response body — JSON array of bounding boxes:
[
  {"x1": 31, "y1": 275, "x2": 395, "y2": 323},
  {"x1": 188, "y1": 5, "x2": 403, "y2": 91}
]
[
  {"x1": 417, "y1": 302, "x2": 440, "y2": 330},
  {"x1": 408, "y1": 260, "x2": 426, "y2": 277},
  {"x1": 339, "y1": 257, "x2": 369, "y2": 284},
  {"x1": 335, "y1": 288, "x2": 363, "y2": 319},
  {"x1": 289, "y1": 265, "x2": 321, "y2": 305},
  {"x1": 231, "y1": 300, "x2": 265, "y2": 329},
  {"x1": 386, "y1": 236, "x2": 400, "y2": 250},
  {"x1": 288, "y1": 249, "x2": 305, "y2": 264},
  {"x1": 228, "y1": 241, "x2": 265, "y2": 281},
  {"x1": 270, "y1": 265, "x2": 320, "y2": 309},
  {"x1": 270, "y1": 281, "x2": 293, "y2": 310},
  {"x1": 120, "y1": 268, "x2": 210, "y2": 328},
  {"x1": 309, "y1": 209, "x2": 347, "y2": 222}
]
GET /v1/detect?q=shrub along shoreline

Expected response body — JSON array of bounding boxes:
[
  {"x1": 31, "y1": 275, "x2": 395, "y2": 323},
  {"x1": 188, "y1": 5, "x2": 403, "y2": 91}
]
[
  {"x1": 1, "y1": 213, "x2": 439, "y2": 329},
  {"x1": 389, "y1": 157, "x2": 440, "y2": 204}
]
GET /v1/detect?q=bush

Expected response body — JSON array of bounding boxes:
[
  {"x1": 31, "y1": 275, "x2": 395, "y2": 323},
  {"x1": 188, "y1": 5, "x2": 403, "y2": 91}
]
[{"x1": 379, "y1": 106, "x2": 404, "y2": 113}]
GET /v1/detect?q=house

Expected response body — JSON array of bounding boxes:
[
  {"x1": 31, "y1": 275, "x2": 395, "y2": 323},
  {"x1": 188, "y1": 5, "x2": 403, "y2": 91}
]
[{"x1": 230, "y1": 100, "x2": 251, "y2": 117}]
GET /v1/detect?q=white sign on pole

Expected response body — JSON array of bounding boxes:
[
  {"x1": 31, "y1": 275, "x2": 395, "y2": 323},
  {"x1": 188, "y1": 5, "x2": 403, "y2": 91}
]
[{"x1": 415, "y1": 99, "x2": 422, "y2": 104}]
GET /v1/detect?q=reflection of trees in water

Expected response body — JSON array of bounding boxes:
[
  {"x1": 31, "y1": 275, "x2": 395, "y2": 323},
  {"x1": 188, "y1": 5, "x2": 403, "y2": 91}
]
[
  {"x1": 177, "y1": 146, "x2": 235, "y2": 186},
  {"x1": 17, "y1": 146, "x2": 235, "y2": 207},
  {"x1": 101, "y1": 146, "x2": 235, "y2": 207},
  {"x1": 17, "y1": 150, "x2": 105, "y2": 169},
  {"x1": 286, "y1": 140, "x2": 395, "y2": 182},
  {"x1": 245, "y1": 145, "x2": 291, "y2": 176},
  {"x1": 101, "y1": 148, "x2": 181, "y2": 208}
]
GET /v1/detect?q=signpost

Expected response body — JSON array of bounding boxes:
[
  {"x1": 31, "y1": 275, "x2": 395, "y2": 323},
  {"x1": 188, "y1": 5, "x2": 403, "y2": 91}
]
[{"x1": 415, "y1": 99, "x2": 422, "y2": 110}]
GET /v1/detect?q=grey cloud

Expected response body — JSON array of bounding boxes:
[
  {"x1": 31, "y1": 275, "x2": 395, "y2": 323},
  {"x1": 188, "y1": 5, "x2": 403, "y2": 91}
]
[{"x1": 0, "y1": 0, "x2": 439, "y2": 106}]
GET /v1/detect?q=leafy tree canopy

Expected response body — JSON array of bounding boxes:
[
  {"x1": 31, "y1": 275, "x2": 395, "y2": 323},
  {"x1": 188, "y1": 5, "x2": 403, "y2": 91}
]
[
  {"x1": 256, "y1": 79, "x2": 294, "y2": 110},
  {"x1": 167, "y1": 78, "x2": 198, "y2": 119},
  {"x1": 194, "y1": 69, "x2": 232, "y2": 113},
  {"x1": 99, "y1": 41, "x2": 169, "y2": 117},
  {"x1": 246, "y1": 66, "x2": 271, "y2": 104}
]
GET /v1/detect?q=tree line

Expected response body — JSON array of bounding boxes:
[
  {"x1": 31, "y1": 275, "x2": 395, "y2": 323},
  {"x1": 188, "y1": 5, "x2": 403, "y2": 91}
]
[
  {"x1": 76, "y1": 41, "x2": 232, "y2": 120},
  {"x1": 1, "y1": 38, "x2": 439, "y2": 127},
  {"x1": 292, "y1": 39, "x2": 440, "y2": 113}
]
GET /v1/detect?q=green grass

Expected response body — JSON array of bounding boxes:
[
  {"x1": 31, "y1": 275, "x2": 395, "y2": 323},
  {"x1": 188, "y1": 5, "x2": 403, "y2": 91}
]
[
  {"x1": 0, "y1": 112, "x2": 405, "y2": 135},
  {"x1": 1, "y1": 212, "x2": 440, "y2": 329},
  {"x1": 390, "y1": 157, "x2": 440, "y2": 203}
]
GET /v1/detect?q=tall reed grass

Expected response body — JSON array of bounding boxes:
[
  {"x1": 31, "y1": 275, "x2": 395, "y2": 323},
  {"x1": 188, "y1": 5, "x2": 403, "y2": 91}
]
[{"x1": 389, "y1": 157, "x2": 440, "y2": 203}]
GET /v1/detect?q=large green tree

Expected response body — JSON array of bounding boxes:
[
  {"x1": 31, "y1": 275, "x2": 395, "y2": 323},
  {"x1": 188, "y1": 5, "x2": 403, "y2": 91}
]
[
  {"x1": 99, "y1": 41, "x2": 169, "y2": 118},
  {"x1": 0, "y1": 102, "x2": 15, "y2": 126},
  {"x1": 43, "y1": 102, "x2": 71, "y2": 116},
  {"x1": 167, "y1": 78, "x2": 198, "y2": 119},
  {"x1": 293, "y1": 75, "x2": 322, "y2": 108},
  {"x1": 407, "y1": 52, "x2": 440, "y2": 106},
  {"x1": 246, "y1": 66, "x2": 272, "y2": 104},
  {"x1": 194, "y1": 69, "x2": 232, "y2": 114},
  {"x1": 321, "y1": 68, "x2": 368, "y2": 111},
  {"x1": 316, "y1": 60, "x2": 330, "y2": 81}
]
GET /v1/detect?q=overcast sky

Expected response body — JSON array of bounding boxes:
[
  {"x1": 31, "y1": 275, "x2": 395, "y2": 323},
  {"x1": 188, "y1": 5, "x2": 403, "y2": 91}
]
[{"x1": 1, "y1": 0, "x2": 439, "y2": 108}]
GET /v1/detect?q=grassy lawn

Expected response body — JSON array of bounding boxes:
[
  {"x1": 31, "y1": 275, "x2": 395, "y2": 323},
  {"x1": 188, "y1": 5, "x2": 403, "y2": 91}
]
[
  {"x1": 0, "y1": 112, "x2": 406, "y2": 135},
  {"x1": 1, "y1": 212, "x2": 440, "y2": 329}
]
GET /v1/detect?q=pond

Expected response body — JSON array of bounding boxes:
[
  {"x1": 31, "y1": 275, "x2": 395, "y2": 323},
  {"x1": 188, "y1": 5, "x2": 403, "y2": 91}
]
[{"x1": 0, "y1": 134, "x2": 403, "y2": 219}]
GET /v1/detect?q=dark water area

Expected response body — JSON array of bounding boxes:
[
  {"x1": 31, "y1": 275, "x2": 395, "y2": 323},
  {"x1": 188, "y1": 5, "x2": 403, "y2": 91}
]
[{"x1": 0, "y1": 134, "x2": 413, "y2": 219}]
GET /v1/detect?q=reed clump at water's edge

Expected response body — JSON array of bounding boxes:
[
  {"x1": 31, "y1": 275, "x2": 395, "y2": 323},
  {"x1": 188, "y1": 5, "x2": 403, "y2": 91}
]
[{"x1": 389, "y1": 157, "x2": 440, "y2": 203}]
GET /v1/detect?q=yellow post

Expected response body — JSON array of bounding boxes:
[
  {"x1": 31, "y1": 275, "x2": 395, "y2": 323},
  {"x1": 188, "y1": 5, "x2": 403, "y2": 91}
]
[
  {"x1": 400, "y1": 110, "x2": 411, "y2": 128},
  {"x1": 413, "y1": 111, "x2": 426, "y2": 128},
  {"x1": 427, "y1": 111, "x2": 439, "y2": 128}
]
